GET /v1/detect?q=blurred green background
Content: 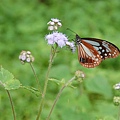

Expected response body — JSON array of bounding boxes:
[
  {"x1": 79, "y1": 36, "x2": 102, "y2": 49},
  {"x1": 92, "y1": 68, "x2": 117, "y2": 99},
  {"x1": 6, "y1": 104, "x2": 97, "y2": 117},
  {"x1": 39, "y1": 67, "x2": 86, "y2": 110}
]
[{"x1": 0, "y1": 0, "x2": 120, "y2": 120}]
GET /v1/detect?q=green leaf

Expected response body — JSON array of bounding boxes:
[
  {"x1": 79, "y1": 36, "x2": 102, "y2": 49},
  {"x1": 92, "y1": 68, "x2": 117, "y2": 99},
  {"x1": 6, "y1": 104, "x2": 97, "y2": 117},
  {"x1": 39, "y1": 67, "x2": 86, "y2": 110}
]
[
  {"x1": 4, "y1": 79, "x2": 21, "y2": 90},
  {"x1": 84, "y1": 75, "x2": 112, "y2": 99},
  {"x1": 0, "y1": 67, "x2": 21, "y2": 90},
  {"x1": 0, "y1": 67, "x2": 14, "y2": 83}
]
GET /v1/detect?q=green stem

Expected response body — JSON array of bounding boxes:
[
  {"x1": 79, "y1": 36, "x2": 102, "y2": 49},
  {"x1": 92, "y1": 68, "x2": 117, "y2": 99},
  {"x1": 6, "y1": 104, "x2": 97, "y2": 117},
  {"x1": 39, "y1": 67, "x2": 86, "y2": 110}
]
[
  {"x1": 30, "y1": 63, "x2": 42, "y2": 94},
  {"x1": 6, "y1": 90, "x2": 16, "y2": 120},
  {"x1": 46, "y1": 76, "x2": 76, "y2": 120},
  {"x1": 36, "y1": 45, "x2": 58, "y2": 120},
  {"x1": 118, "y1": 105, "x2": 120, "y2": 120}
]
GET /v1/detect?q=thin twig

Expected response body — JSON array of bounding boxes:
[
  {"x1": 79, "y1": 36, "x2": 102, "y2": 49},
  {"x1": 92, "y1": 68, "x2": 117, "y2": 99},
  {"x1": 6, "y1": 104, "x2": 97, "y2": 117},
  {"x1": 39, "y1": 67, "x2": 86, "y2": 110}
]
[
  {"x1": 6, "y1": 90, "x2": 16, "y2": 120},
  {"x1": 30, "y1": 63, "x2": 42, "y2": 94},
  {"x1": 46, "y1": 76, "x2": 76, "y2": 120}
]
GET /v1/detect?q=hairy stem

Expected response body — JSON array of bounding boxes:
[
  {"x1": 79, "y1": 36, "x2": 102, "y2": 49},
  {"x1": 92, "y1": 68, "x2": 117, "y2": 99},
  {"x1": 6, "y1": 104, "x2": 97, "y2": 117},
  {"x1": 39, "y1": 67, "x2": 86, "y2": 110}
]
[
  {"x1": 30, "y1": 63, "x2": 42, "y2": 94},
  {"x1": 6, "y1": 90, "x2": 16, "y2": 120},
  {"x1": 36, "y1": 45, "x2": 58, "y2": 120},
  {"x1": 46, "y1": 76, "x2": 76, "y2": 120},
  {"x1": 118, "y1": 105, "x2": 120, "y2": 120}
]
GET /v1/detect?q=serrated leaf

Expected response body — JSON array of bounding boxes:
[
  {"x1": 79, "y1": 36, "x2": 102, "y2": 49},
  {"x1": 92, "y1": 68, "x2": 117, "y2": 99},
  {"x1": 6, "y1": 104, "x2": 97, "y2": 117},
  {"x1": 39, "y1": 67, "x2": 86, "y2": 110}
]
[
  {"x1": 0, "y1": 67, "x2": 21, "y2": 90},
  {"x1": 4, "y1": 79, "x2": 21, "y2": 90},
  {"x1": 0, "y1": 67, "x2": 14, "y2": 83}
]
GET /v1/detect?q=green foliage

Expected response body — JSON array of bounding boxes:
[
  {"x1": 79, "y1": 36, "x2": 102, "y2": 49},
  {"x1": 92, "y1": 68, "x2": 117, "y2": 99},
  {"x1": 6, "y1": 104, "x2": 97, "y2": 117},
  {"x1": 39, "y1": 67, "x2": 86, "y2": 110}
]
[
  {"x1": 0, "y1": 0, "x2": 120, "y2": 120},
  {"x1": 0, "y1": 67, "x2": 21, "y2": 90},
  {"x1": 85, "y1": 75, "x2": 112, "y2": 99}
]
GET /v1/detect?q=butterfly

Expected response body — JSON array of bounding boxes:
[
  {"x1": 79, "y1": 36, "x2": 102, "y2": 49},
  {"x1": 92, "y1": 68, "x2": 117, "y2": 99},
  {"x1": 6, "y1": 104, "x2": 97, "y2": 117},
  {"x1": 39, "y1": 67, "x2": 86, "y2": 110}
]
[{"x1": 76, "y1": 34, "x2": 120, "y2": 68}]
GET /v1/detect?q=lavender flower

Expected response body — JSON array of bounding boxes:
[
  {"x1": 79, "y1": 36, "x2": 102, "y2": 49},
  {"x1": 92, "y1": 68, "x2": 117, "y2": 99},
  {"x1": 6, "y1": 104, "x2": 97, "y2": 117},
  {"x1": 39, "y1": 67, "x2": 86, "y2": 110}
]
[
  {"x1": 45, "y1": 31, "x2": 68, "y2": 48},
  {"x1": 46, "y1": 18, "x2": 76, "y2": 51}
]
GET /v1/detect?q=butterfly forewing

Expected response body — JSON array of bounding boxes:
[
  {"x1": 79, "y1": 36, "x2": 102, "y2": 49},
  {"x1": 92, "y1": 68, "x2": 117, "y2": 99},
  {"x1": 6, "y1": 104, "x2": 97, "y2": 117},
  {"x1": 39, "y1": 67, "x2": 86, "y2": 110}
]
[
  {"x1": 76, "y1": 34, "x2": 120, "y2": 68},
  {"x1": 78, "y1": 40, "x2": 102, "y2": 68},
  {"x1": 83, "y1": 38, "x2": 120, "y2": 60}
]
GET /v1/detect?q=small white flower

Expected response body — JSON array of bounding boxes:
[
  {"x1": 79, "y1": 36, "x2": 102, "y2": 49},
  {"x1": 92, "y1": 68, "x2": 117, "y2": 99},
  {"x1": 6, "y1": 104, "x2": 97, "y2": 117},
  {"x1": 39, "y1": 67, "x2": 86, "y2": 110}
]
[
  {"x1": 19, "y1": 55, "x2": 22, "y2": 60},
  {"x1": 57, "y1": 22, "x2": 62, "y2": 27},
  {"x1": 47, "y1": 18, "x2": 62, "y2": 31},
  {"x1": 50, "y1": 21, "x2": 55, "y2": 25},
  {"x1": 54, "y1": 26, "x2": 58, "y2": 30},
  {"x1": 51, "y1": 18, "x2": 60, "y2": 23},
  {"x1": 26, "y1": 58, "x2": 31, "y2": 62},
  {"x1": 48, "y1": 26, "x2": 54, "y2": 31},
  {"x1": 27, "y1": 51, "x2": 31, "y2": 55},
  {"x1": 113, "y1": 83, "x2": 120, "y2": 90},
  {"x1": 21, "y1": 55, "x2": 26, "y2": 61}
]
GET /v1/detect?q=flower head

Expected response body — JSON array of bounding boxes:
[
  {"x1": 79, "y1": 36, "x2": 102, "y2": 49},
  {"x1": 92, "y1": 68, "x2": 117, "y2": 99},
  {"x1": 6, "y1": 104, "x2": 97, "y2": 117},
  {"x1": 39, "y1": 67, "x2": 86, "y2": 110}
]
[
  {"x1": 45, "y1": 31, "x2": 68, "y2": 48},
  {"x1": 113, "y1": 83, "x2": 120, "y2": 90},
  {"x1": 47, "y1": 18, "x2": 62, "y2": 31},
  {"x1": 46, "y1": 18, "x2": 76, "y2": 51},
  {"x1": 19, "y1": 50, "x2": 34, "y2": 64}
]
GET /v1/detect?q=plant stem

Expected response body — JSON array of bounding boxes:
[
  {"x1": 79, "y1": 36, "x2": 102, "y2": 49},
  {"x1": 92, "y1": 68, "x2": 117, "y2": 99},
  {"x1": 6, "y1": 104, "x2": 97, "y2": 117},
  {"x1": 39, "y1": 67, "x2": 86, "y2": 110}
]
[
  {"x1": 46, "y1": 76, "x2": 76, "y2": 120},
  {"x1": 6, "y1": 90, "x2": 16, "y2": 120},
  {"x1": 36, "y1": 45, "x2": 58, "y2": 120},
  {"x1": 30, "y1": 63, "x2": 42, "y2": 94},
  {"x1": 118, "y1": 105, "x2": 120, "y2": 120}
]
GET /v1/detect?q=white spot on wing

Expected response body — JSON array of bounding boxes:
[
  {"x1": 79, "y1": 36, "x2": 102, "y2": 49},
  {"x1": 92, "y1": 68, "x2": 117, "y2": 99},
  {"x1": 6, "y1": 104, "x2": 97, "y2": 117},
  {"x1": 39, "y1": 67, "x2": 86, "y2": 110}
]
[
  {"x1": 102, "y1": 41, "x2": 111, "y2": 52},
  {"x1": 102, "y1": 49, "x2": 105, "y2": 52},
  {"x1": 105, "y1": 53, "x2": 107, "y2": 56}
]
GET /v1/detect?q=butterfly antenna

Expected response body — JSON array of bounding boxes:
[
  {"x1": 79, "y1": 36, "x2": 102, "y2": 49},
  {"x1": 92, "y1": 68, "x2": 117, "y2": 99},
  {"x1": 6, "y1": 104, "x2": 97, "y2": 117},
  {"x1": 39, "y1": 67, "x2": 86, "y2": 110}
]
[{"x1": 66, "y1": 28, "x2": 77, "y2": 34}]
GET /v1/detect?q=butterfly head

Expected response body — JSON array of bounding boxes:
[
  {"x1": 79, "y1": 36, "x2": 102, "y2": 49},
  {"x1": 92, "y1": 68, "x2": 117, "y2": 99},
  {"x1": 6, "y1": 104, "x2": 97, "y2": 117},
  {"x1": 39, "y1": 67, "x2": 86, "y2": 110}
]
[{"x1": 76, "y1": 34, "x2": 81, "y2": 45}]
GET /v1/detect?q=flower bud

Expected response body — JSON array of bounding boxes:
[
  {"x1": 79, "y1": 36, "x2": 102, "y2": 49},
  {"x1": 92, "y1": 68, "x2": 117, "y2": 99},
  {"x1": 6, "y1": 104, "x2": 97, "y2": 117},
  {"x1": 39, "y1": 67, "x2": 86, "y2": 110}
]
[
  {"x1": 75, "y1": 70, "x2": 85, "y2": 82},
  {"x1": 19, "y1": 50, "x2": 34, "y2": 64},
  {"x1": 113, "y1": 96, "x2": 120, "y2": 106},
  {"x1": 47, "y1": 18, "x2": 62, "y2": 31}
]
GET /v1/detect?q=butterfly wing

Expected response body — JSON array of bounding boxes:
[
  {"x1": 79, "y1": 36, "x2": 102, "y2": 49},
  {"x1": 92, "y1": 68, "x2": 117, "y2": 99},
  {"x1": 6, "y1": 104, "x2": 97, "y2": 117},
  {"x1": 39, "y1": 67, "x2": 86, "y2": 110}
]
[
  {"x1": 77, "y1": 40, "x2": 102, "y2": 68},
  {"x1": 82, "y1": 38, "x2": 120, "y2": 60},
  {"x1": 76, "y1": 34, "x2": 120, "y2": 68}
]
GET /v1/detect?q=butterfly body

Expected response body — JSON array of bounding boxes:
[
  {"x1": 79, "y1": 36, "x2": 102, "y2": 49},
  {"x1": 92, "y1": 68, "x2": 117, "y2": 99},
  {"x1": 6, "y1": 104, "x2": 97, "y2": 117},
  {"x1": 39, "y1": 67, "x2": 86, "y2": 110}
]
[{"x1": 76, "y1": 34, "x2": 120, "y2": 68}]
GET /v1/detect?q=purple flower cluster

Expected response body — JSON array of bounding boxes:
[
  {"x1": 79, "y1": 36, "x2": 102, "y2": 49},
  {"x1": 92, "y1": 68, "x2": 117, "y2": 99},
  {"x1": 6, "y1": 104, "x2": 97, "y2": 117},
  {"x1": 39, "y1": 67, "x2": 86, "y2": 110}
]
[
  {"x1": 45, "y1": 31, "x2": 75, "y2": 52},
  {"x1": 46, "y1": 18, "x2": 76, "y2": 52}
]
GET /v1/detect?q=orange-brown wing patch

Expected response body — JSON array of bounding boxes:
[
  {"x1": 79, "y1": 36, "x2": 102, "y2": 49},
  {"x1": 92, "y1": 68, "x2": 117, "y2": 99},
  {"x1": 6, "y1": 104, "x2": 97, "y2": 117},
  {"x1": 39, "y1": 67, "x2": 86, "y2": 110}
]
[{"x1": 77, "y1": 40, "x2": 102, "y2": 68}]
